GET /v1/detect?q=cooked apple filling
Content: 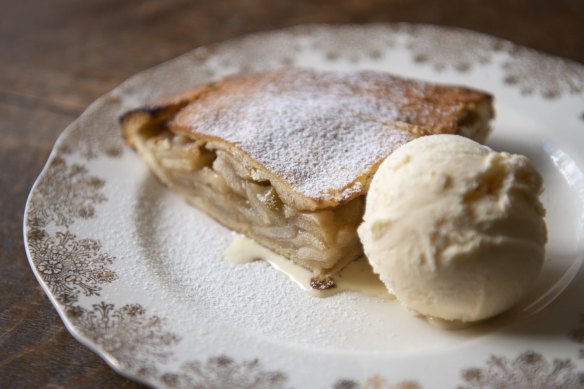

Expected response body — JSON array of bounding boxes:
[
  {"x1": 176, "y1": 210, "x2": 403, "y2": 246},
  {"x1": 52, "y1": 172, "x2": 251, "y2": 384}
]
[
  {"x1": 121, "y1": 68, "x2": 495, "y2": 281},
  {"x1": 136, "y1": 129, "x2": 364, "y2": 275}
]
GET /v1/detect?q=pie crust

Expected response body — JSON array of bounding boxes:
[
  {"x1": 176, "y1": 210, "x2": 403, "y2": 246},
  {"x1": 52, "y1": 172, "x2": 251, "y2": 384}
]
[{"x1": 121, "y1": 68, "x2": 494, "y2": 276}]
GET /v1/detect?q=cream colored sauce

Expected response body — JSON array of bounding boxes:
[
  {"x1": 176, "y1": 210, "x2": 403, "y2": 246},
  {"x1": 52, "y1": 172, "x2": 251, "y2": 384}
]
[
  {"x1": 222, "y1": 235, "x2": 480, "y2": 329},
  {"x1": 335, "y1": 256, "x2": 394, "y2": 300},
  {"x1": 223, "y1": 234, "x2": 394, "y2": 300}
]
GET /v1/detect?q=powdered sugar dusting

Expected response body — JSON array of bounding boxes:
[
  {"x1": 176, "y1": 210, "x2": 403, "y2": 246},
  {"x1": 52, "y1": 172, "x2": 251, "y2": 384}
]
[
  {"x1": 128, "y1": 177, "x2": 446, "y2": 353},
  {"x1": 172, "y1": 68, "x2": 479, "y2": 202},
  {"x1": 218, "y1": 94, "x2": 411, "y2": 201}
]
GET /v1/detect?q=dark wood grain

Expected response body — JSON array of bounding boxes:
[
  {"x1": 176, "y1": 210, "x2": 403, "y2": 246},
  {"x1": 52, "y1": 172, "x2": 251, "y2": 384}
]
[{"x1": 1, "y1": 0, "x2": 583, "y2": 387}]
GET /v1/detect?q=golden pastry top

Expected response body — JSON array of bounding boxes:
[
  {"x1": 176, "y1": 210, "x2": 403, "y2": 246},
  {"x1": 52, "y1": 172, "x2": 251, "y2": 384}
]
[{"x1": 122, "y1": 68, "x2": 493, "y2": 211}]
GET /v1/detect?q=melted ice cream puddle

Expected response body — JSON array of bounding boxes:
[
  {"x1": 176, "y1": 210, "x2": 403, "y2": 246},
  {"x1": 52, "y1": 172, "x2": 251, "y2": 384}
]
[
  {"x1": 223, "y1": 235, "x2": 476, "y2": 329},
  {"x1": 223, "y1": 234, "x2": 393, "y2": 300}
]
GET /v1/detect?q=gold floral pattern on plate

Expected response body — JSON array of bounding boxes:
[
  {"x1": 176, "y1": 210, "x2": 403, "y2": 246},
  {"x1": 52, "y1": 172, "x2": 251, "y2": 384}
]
[
  {"x1": 208, "y1": 29, "x2": 300, "y2": 73},
  {"x1": 66, "y1": 301, "x2": 289, "y2": 387},
  {"x1": 26, "y1": 156, "x2": 106, "y2": 229},
  {"x1": 502, "y1": 46, "x2": 584, "y2": 99},
  {"x1": 459, "y1": 351, "x2": 584, "y2": 389},
  {"x1": 67, "y1": 302, "x2": 181, "y2": 376},
  {"x1": 58, "y1": 108, "x2": 125, "y2": 160},
  {"x1": 304, "y1": 24, "x2": 397, "y2": 62},
  {"x1": 59, "y1": 135, "x2": 124, "y2": 160},
  {"x1": 403, "y1": 24, "x2": 505, "y2": 72},
  {"x1": 27, "y1": 230, "x2": 117, "y2": 305},
  {"x1": 334, "y1": 376, "x2": 421, "y2": 389},
  {"x1": 160, "y1": 356, "x2": 288, "y2": 389}
]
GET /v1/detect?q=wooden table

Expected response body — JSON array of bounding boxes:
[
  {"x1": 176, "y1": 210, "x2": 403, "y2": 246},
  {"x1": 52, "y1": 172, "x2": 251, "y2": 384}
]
[{"x1": 1, "y1": 0, "x2": 583, "y2": 387}]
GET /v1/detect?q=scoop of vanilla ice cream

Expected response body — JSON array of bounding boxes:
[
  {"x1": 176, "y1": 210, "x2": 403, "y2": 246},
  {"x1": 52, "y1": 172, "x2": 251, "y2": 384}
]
[{"x1": 358, "y1": 134, "x2": 547, "y2": 322}]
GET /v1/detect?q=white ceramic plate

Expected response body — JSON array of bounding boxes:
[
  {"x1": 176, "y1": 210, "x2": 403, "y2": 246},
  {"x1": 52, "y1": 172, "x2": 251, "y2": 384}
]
[{"x1": 24, "y1": 24, "x2": 584, "y2": 388}]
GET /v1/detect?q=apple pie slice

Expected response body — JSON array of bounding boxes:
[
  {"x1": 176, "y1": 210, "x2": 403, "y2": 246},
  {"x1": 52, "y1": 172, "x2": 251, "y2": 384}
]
[{"x1": 121, "y1": 68, "x2": 494, "y2": 278}]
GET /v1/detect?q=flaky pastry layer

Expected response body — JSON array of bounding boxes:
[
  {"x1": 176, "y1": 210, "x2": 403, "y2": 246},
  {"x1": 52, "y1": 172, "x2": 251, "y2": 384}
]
[{"x1": 121, "y1": 68, "x2": 494, "y2": 274}]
